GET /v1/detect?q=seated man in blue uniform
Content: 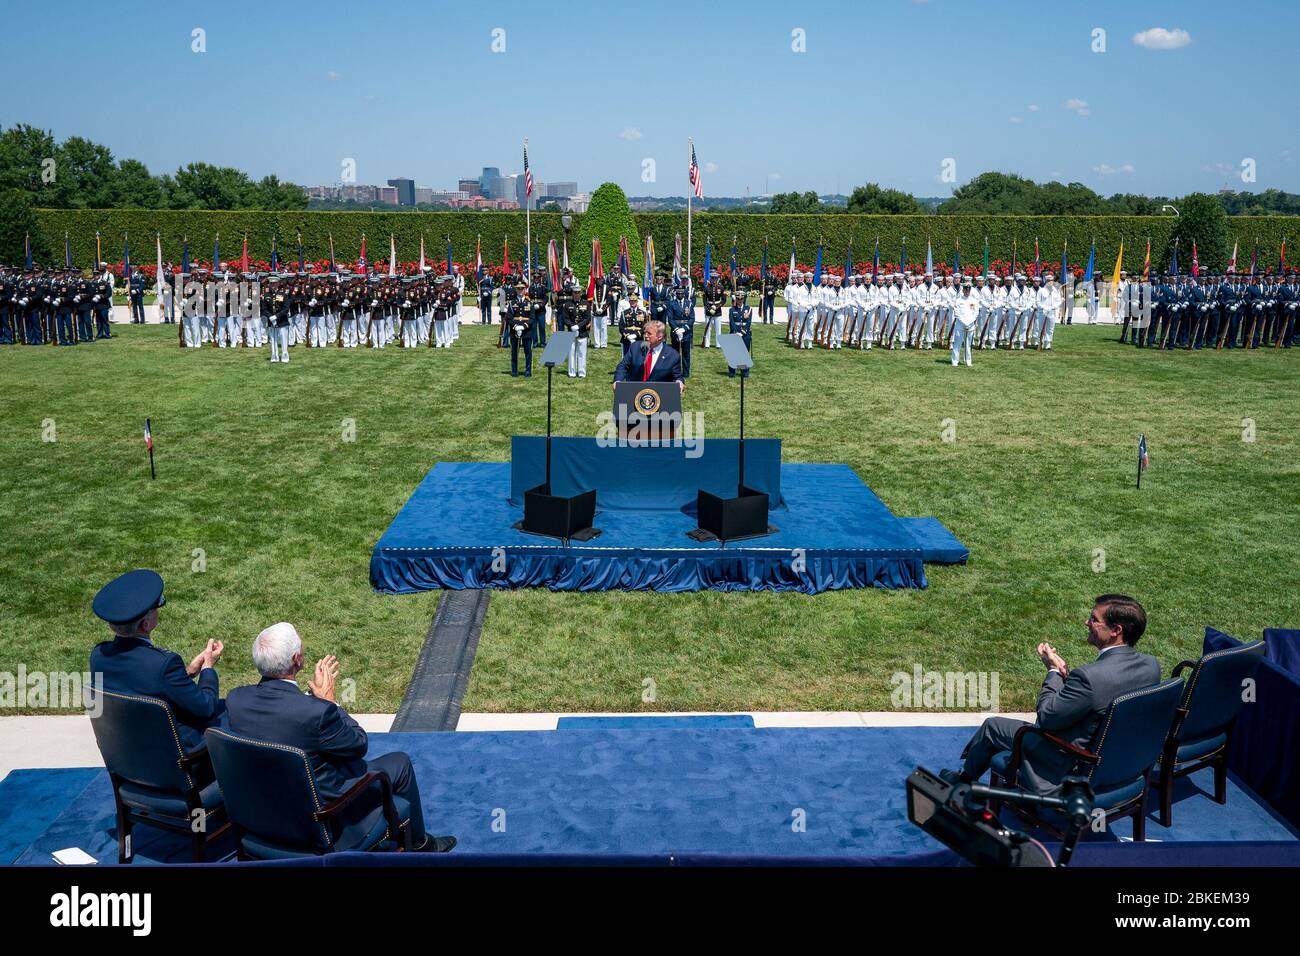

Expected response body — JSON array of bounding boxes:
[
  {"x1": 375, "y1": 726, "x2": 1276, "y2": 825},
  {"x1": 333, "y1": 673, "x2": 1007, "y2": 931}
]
[
  {"x1": 611, "y1": 318, "x2": 685, "y2": 391},
  {"x1": 90, "y1": 569, "x2": 226, "y2": 754},
  {"x1": 225, "y1": 622, "x2": 455, "y2": 853},
  {"x1": 943, "y1": 594, "x2": 1161, "y2": 795}
]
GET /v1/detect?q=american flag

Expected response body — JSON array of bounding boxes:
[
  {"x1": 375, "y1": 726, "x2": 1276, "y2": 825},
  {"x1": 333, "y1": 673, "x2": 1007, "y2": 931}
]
[
  {"x1": 688, "y1": 142, "x2": 703, "y2": 199},
  {"x1": 1138, "y1": 434, "x2": 1149, "y2": 471},
  {"x1": 144, "y1": 419, "x2": 154, "y2": 453},
  {"x1": 523, "y1": 142, "x2": 533, "y2": 198}
]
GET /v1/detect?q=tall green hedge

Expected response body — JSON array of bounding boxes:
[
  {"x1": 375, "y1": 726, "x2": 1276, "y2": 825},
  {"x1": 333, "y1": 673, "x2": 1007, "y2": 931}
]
[{"x1": 31, "y1": 207, "x2": 1298, "y2": 276}]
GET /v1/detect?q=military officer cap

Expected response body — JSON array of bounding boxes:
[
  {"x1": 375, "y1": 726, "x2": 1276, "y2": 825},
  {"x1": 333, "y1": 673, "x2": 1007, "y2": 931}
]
[
  {"x1": 961, "y1": 277, "x2": 973, "y2": 286},
  {"x1": 975, "y1": 274, "x2": 986, "y2": 282},
  {"x1": 93, "y1": 569, "x2": 166, "y2": 625}
]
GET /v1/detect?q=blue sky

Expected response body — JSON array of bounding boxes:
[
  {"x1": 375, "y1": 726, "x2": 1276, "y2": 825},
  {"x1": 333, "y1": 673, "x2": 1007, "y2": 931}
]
[{"x1": 1, "y1": 0, "x2": 1296, "y2": 198}]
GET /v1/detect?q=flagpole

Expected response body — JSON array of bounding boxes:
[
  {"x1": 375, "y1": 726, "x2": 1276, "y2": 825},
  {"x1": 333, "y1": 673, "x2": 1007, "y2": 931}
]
[
  {"x1": 146, "y1": 418, "x2": 156, "y2": 481},
  {"x1": 524, "y1": 138, "x2": 531, "y2": 280},
  {"x1": 687, "y1": 138, "x2": 693, "y2": 292}
]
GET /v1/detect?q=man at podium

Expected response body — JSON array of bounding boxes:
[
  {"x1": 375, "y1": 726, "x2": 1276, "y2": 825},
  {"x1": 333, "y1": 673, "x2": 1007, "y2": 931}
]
[{"x1": 612, "y1": 319, "x2": 685, "y2": 392}]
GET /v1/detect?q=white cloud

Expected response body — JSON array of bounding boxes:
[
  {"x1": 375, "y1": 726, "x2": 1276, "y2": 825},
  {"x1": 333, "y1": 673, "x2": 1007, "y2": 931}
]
[
  {"x1": 1027, "y1": 104, "x2": 1040, "y2": 112},
  {"x1": 1063, "y1": 98, "x2": 1090, "y2": 117},
  {"x1": 1092, "y1": 163, "x2": 1135, "y2": 175},
  {"x1": 619, "y1": 127, "x2": 643, "y2": 141},
  {"x1": 326, "y1": 70, "x2": 341, "y2": 80},
  {"x1": 1133, "y1": 27, "x2": 1192, "y2": 50},
  {"x1": 1076, "y1": 108, "x2": 1091, "y2": 117},
  {"x1": 768, "y1": 172, "x2": 782, "y2": 180},
  {"x1": 1008, "y1": 116, "x2": 1023, "y2": 124},
  {"x1": 703, "y1": 161, "x2": 719, "y2": 174}
]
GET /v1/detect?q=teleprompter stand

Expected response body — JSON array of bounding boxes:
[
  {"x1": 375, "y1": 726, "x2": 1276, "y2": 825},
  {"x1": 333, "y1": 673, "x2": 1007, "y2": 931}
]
[{"x1": 514, "y1": 331, "x2": 600, "y2": 545}]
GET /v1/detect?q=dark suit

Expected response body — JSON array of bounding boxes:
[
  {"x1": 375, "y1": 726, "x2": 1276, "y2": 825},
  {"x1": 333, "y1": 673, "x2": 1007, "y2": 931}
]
[
  {"x1": 90, "y1": 636, "x2": 224, "y2": 753},
  {"x1": 961, "y1": 644, "x2": 1162, "y2": 795},
  {"x1": 613, "y1": 340, "x2": 683, "y2": 383},
  {"x1": 225, "y1": 679, "x2": 426, "y2": 841}
]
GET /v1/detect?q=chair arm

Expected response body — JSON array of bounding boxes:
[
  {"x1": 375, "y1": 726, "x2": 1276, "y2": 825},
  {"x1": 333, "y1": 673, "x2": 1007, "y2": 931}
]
[
  {"x1": 177, "y1": 745, "x2": 211, "y2": 772},
  {"x1": 1171, "y1": 660, "x2": 1197, "y2": 679},
  {"x1": 1007, "y1": 725, "x2": 1100, "y2": 780},
  {"x1": 313, "y1": 770, "x2": 400, "y2": 842}
]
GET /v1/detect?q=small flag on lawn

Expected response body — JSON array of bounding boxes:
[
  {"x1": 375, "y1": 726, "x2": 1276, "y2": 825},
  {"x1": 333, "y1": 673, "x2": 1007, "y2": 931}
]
[
  {"x1": 145, "y1": 418, "x2": 156, "y2": 480},
  {"x1": 1137, "y1": 433, "x2": 1148, "y2": 488}
]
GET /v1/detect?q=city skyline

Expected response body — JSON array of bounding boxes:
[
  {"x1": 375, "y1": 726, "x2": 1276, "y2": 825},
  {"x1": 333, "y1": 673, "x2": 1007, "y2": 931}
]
[{"x1": 2, "y1": 1, "x2": 1297, "y2": 200}]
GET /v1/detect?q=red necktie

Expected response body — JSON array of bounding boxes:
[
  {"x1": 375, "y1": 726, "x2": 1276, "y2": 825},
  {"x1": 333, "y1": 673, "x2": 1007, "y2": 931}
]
[{"x1": 643, "y1": 346, "x2": 653, "y2": 381}]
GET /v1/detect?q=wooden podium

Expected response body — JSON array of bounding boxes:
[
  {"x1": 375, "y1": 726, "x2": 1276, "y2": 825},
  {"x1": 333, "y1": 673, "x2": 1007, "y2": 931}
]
[{"x1": 613, "y1": 381, "x2": 682, "y2": 443}]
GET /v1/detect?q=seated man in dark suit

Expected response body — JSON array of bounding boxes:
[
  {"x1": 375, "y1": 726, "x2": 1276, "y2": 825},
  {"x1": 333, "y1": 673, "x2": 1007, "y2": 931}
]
[
  {"x1": 946, "y1": 594, "x2": 1161, "y2": 795},
  {"x1": 90, "y1": 569, "x2": 226, "y2": 754},
  {"x1": 226, "y1": 622, "x2": 454, "y2": 853},
  {"x1": 612, "y1": 318, "x2": 685, "y2": 392}
]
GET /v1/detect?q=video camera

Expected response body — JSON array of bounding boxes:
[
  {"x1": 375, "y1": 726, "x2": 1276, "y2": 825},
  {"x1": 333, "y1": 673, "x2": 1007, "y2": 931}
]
[{"x1": 905, "y1": 766, "x2": 1094, "y2": 867}]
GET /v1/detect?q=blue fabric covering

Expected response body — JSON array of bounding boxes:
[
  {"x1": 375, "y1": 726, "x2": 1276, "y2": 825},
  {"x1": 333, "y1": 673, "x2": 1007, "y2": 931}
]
[
  {"x1": 509, "y1": 436, "x2": 784, "y2": 511},
  {"x1": 1205, "y1": 627, "x2": 1300, "y2": 831},
  {"x1": 898, "y1": 517, "x2": 970, "y2": 564},
  {"x1": 5, "y1": 727, "x2": 1294, "y2": 865},
  {"x1": 371, "y1": 462, "x2": 961, "y2": 594},
  {"x1": 1263, "y1": 628, "x2": 1300, "y2": 676},
  {"x1": 0, "y1": 768, "x2": 99, "y2": 864},
  {"x1": 557, "y1": 715, "x2": 755, "y2": 730}
]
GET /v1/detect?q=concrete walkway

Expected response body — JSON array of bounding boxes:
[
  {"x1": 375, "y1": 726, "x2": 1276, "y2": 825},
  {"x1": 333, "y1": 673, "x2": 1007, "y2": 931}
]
[{"x1": 0, "y1": 710, "x2": 1033, "y2": 782}]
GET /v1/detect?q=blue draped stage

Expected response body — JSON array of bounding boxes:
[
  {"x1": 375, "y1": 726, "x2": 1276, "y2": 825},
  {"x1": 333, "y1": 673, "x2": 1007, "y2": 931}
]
[{"x1": 370, "y1": 439, "x2": 968, "y2": 594}]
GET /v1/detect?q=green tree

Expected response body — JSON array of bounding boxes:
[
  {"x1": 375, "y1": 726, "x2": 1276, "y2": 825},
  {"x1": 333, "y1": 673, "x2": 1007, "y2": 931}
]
[
  {"x1": 0, "y1": 189, "x2": 50, "y2": 265},
  {"x1": 1174, "y1": 193, "x2": 1229, "y2": 271},
  {"x1": 572, "y1": 182, "x2": 643, "y2": 279},
  {"x1": 165, "y1": 163, "x2": 255, "y2": 209},
  {"x1": 769, "y1": 191, "x2": 824, "y2": 214},
  {"x1": 847, "y1": 182, "x2": 922, "y2": 214},
  {"x1": 112, "y1": 159, "x2": 165, "y2": 208}
]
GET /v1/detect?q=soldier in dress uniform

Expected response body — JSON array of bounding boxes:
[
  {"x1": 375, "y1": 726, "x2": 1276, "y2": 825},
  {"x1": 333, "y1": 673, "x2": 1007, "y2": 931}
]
[
  {"x1": 129, "y1": 268, "x2": 146, "y2": 323},
  {"x1": 618, "y1": 287, "x2": 645, "y2": 356},
  {"x1": 528, "y1": 270, "x2": 549, "y2": 346},
  {"x1": 265, "y1": 274, "x2": 292, "y2": 362},
  {"x1": 727, "y1": 282, "x2": 752, "y2": 378},
  {"x1": 478, "y1": 270, "x2": 495, "y2": 325},
  {"x1": 90, "y1": 569, "x2": 226, "y2": 757},
  {"x1": 567, "y1": 294, "x2": 591, "y2": 378},
  {"x1": 700, "y1": 273, "x2": 725, "y2": 347},
  {"x1": 760, "y1": 269, "x2": 778, "y2": 324},
  {"x1": 507, "y1": 276, "x2": 533, "y2": 377},
  {"x1": 667, "y1": 282, "x2": 694, "y2": 377}
]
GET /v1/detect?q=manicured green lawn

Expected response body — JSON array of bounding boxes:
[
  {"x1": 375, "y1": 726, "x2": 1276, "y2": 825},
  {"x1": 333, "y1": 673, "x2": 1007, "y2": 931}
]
[{"x1": 1, "y1": 320, "x2": 1296, "y2": 714}]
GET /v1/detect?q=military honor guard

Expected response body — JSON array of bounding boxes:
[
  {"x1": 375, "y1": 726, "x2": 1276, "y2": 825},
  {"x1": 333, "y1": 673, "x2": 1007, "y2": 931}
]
[
  {"x1": 950, "y1": 277, "x2": 979, "y2": 366},
  {"x1": 667, "y1": 282, "x2": 694, "y2": 377},
  {"x1": 618, "y1": 287, "x2": 645, "y2": 356},
  {"x1": 567, "y1": 294, "x2": 591, "y2": 378},
  {"x1": 760, "y1": 269, "x2": 778, "y2": 323},
  {"x1": 700, "y1": 274, "x2": 725, "y2": 347},
  {"x1": 507, "y1": 276, "x2": 533, "y2": 377},
  {"x1": 478, "y1": 270, "x2": 495, "y2": 325},
  {"x1": 265, "y1": 275, "x2": 292, "y2": 362}
]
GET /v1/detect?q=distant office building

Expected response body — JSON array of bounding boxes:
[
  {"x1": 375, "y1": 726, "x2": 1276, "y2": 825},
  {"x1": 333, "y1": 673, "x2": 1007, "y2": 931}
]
[
  {"x1": 479, "y1": 167, "x2": 505, "y2": 200},
  {"x1": 459, "y1": 179, "x2": 482, "y2": 197},
  {"x1": 543, "y1": 182, "x2": 578, "y2": 199},
  {"x1": 558, "y1": 192, "x2": 591, "y2": 213},
  {"x1": 415, "y1": 186, "x2": 434, "y2": 205},
  {"x1": 387, "y1": 178, "x2": 415, "y2": 206},
  {"x1": 516, "y1": 175, "x2": 545, "y2": 209},
  {"x1": 376, "y1": 186, "x2": 399, "y2": 205}
]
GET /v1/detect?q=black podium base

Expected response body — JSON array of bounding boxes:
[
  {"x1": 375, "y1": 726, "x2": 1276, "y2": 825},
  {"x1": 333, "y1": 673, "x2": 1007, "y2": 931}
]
[
  {"x1": 519, "y1": 484, "x2": 598, "y2": 543},
  {"x1": 693, "y1": 487, "x2": 773, "y2": 543}
]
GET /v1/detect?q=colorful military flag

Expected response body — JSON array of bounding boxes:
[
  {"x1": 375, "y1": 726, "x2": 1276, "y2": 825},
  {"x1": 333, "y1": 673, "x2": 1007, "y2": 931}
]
[
  {"x1": 123, "y1": 236, "x2": 131, "y2": 281},
  {"x1": 183, "y1": 237, "x2": 192, "y2": 275},
  {"x1": 873, "y1": 237, "x2": 881, "y2": 279},
  {"x1": 1033, "y1": 237, "x2": 1040, "y2": 278},
  {"x1": 214, "y1": 235, "x2": 220, "y2": 273},
  {"x1": 328, "y1": 235, "x2": 336, "y2": 273},
  {"x1": 1142, "y1": 239, "x2": 1151, "y2": 282},
  {"x1": 618, "y1": 236, "x2": 629, "y2": 277},
  {"x1": 703, "y1": 237, "x2": 712, "y2": 285},
  {"x1": 1110, "y1": 240, "x2": 1123, "y2": 290},
  {"x1": 547, "y1": 238, "x2": 559, "y2": 291},
  {"x1": 270, "y1": 235, "x2": 278, "y2": 272},
  {"x1": 1280, "y1": 238, "x2": 1287, "y2": 274},
  {"x1": 900, "y1": 237, "x2": 907, "y2": 275},
  {"x1": 358, "y1": 235, "x2": 367, "y2": 273},
  {"x1": 1228, "y1": 239, "x2": 1238, "y2": 274},
  {"x1": 65, "y1": 233, "x2": 72, "y2": 269},
  {"x1": 96, "y1": 231, "x2": 102, "y2": 268},
  {"x1": 156, "y1": 233, "x2": 164, "y2": 295},
  {"x1": 417, "y1": 234, "x2": 424, "y2": 274},
  {"x1": 1170, "y1": 239, "x2": 1179, "y2": 277},
  {"x1": 789, "y1": 237, "x2": 796, "y2": 278},
  {"x1": 1083, "y1": 240, "x2": 1096, "y2": 283},
  {"x1": 502, "y1": 236, "x2": 508, "y2": 276},
  {"x1": 240, "y1": 234, "x2": 249, "y2": 274},
  {"x1": 643, "y1": 234, "x2": 655, "y2": 299},
  {"x1": 295, "y1": 233, "x2": 303, "y2": 272},
  {"x1": 925, "y1": 239, "x2": 933, "y2": 276},
  {"x1": 25, "y1": 232, "x2": 33, "y2": 270},
  {"x1": 1191, "y1": 241, "x2": 1199, "y2": 278},
  {"x1": 813, "y1": 239, "x2": 823, "y2": 286},
  {"x1": 475, "y1": 236, "x2": 483, "y2": 283},
  {"x1": 673, "y1": 233, "x2": 682, "y2": 283},
  {"x1": 953, "y1": 238, "x2": 960, "y2": 276},
  {"x1": 761, "y1": 237, "x2": 769, "y2": 283},
  {"x1": 730, "y1": 236, "x2": 738, "y2": 286},
  {"x1": 1250, "y1": 239, "x2": 1259, "y2": 276},
  {"x1": 587, "y1": 238, "x2": 603, "y2": 299},
  {"x1": 982, "y1": 236, "x2": 989, "y2": 278},
  {"x1": 845, "y1": 239, "x2": 853, "y2": 282},
  {"x1": 1060, "y1": 240, "x2": 1068, "y2": 284}
]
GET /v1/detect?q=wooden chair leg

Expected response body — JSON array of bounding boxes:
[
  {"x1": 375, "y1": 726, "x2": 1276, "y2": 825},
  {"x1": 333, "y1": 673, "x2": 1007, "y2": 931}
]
[
  {"x1": 192, "y1": 831, "x2": 206, "y2": 863},
  {"x1": 1214, "y1": 754, "x2": 1228, "y2": 804},
  {"x1": 1132, "y1": 797, "x2": 1146, "y2": 842},
  {"x1": 1159, "y1": 767, "x2": 1174, "y2": 828}
]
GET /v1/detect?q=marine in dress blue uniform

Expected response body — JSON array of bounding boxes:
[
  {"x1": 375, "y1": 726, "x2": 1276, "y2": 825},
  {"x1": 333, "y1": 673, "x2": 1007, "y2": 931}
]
[{"x1": 727, "y1": 285, "x2": 753, "y2": 378}]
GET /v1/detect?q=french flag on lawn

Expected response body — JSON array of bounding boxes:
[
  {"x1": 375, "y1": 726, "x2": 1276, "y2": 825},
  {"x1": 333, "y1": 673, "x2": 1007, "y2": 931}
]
[
  {"x1": 1139, "y1": 434, "x2": 1149, "y2": 470},
  {"x1": 144, "y1": 419, "x2": 153, "y2": 452}
]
